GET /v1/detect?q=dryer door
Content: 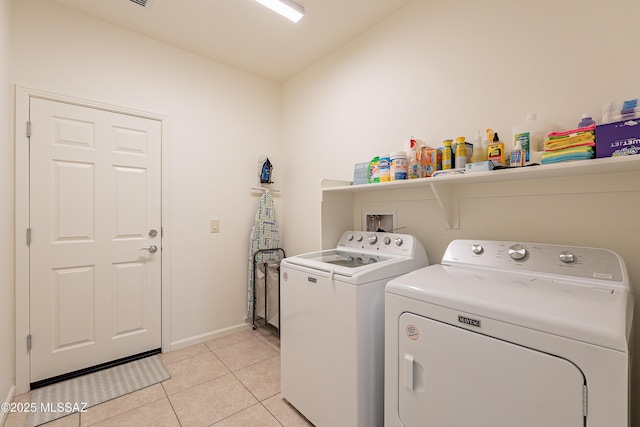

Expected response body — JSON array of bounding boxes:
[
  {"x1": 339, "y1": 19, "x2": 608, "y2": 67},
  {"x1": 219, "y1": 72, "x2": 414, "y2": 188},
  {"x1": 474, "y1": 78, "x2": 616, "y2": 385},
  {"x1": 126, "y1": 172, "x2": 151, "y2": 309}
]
[{"x1": 398, "y1": 312, "x2": 585, "y2": 427}]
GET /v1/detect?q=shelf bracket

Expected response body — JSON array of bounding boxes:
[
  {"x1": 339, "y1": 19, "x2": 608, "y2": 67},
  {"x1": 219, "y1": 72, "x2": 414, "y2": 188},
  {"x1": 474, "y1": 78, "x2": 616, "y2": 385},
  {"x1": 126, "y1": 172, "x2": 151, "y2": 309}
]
[{"x1": 430, "y1": 181, "x2": 458, "y2": 229}]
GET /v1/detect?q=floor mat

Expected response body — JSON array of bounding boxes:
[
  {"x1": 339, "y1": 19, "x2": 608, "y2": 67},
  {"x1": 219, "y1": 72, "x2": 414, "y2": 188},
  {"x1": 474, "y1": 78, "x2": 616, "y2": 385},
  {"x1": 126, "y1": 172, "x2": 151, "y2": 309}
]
[{"x1": 26, "y1": 355, "x2": 170, "y2": 427}]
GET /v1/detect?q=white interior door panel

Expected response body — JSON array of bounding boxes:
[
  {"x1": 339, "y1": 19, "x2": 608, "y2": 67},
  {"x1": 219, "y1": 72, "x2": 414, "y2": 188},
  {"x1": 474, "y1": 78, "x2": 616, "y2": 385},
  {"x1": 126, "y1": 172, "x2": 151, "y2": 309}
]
[{"x1": 29, "y1": 98, "x2": 162, "y2": 383}]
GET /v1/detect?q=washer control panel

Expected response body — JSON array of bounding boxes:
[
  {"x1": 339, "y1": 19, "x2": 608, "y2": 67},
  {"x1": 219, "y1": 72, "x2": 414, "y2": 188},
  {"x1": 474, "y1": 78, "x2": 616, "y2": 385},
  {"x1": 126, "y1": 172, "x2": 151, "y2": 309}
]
[
  {"x1": 443, "y1": 239, "x2": 625, "y2": 283},
  {"x1": 338, "y1": 231, "x2": 414, "y2": 256}
]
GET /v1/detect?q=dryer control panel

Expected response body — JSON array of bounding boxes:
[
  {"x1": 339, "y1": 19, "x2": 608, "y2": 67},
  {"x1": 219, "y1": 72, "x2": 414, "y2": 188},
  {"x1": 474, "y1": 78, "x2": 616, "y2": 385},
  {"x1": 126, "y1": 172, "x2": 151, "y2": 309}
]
[{"x1": 443, "y1": 239, "x2": 626, "y2": 285}]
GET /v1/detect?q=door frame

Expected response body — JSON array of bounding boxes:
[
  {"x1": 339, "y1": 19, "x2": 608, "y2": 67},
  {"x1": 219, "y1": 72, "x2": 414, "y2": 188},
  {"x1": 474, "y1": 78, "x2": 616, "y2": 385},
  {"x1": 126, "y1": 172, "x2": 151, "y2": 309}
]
[{"x1": 14, "y1": 86, "x2": 172, "y2": 394}]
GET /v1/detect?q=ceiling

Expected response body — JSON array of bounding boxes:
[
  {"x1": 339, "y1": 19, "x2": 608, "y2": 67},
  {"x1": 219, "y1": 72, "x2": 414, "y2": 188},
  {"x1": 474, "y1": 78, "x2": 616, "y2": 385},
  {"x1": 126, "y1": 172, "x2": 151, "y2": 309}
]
[{"x1": 46, "y1": 0, "x2": 415, "y2": 82}]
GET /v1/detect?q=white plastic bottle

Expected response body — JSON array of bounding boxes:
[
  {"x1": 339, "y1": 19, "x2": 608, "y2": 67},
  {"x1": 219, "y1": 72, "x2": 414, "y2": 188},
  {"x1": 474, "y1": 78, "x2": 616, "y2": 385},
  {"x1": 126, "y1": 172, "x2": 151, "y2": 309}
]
[
  {"x1": 390, "y1": 151, "x2": 407, "y2": 181},
  {"x1": 469, "y1": 130, "x2": 486, "y2": 163},
  {"x1": 512, "y1": 114, "x2": 550, "y2": 165}
]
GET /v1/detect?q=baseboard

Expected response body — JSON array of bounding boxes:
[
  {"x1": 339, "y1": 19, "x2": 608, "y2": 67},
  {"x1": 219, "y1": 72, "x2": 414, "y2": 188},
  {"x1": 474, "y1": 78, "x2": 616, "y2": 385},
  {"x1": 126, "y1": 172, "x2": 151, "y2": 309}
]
[
  {"x1": 168, "y1": 323, "x2": 252, "y2": 352},
  {"x1": 1, "y1": 384, "x2": 16, "y2": 426}
]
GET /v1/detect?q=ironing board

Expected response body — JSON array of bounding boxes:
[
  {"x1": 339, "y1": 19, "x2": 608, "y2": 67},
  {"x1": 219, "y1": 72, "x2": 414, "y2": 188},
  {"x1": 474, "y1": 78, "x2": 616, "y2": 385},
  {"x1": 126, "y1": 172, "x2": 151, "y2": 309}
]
[{"x1": 247, "y1": 191, "x2": 280, "y2": 321}]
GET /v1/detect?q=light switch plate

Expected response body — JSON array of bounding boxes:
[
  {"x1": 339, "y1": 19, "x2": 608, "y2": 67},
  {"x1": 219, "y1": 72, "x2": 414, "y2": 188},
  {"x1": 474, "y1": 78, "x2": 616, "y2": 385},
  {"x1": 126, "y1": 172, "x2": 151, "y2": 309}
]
[{"x1": 210, "y1": 219, "x2": 220, "y2": 233}]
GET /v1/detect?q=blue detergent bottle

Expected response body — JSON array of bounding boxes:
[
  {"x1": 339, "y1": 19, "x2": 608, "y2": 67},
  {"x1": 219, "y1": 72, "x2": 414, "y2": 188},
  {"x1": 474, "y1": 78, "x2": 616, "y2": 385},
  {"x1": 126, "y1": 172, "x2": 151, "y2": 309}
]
[{"x1": 578, "y1": 114, "x2": 596, "y2": 128}]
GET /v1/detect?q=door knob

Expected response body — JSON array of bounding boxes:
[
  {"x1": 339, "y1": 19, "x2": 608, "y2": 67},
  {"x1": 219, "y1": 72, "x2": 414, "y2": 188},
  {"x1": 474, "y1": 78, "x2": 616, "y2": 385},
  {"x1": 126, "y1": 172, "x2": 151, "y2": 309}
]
[{"x1": 140, "y1": 245, "x2": 158, "y2": 253}]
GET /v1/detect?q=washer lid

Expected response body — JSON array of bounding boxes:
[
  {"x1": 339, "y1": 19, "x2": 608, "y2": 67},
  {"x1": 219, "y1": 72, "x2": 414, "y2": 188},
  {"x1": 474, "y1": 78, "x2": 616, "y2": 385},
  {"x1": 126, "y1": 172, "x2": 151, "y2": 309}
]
[
  {"x1": 386, "y1": 264, "x2": 633, "y2": 352},
  {"x1": 283, "y1": 250, "x2": 424, "y2": 283}
]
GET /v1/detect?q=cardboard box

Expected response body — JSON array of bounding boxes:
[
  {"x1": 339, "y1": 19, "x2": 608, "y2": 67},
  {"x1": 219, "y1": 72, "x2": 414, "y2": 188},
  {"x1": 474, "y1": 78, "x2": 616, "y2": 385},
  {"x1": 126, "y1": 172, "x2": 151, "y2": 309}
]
[{"x1": 595, "y1": 119, "x2": 640, "y2": 158}]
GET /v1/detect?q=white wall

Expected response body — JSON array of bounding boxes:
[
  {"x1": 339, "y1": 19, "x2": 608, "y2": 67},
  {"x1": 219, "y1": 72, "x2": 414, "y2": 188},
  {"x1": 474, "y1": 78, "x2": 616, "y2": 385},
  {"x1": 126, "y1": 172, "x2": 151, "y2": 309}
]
[
  {"x1": 0, "y1": 0, "x2": 14, "y2": 413},
  {"x1": 11, "y1": 0, "x2": 282, "y2": 352},
  {"x1": 281, "y1": 0, "x2": 640, "y2": 423},
  {"x1": 282, "y1": 0, "x2": 640, "y2": 254}
]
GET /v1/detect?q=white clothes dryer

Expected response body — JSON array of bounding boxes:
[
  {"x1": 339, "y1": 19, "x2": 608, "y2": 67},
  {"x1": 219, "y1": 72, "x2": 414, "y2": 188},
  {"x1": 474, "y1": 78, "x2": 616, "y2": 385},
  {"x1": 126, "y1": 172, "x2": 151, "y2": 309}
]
[
  {"x1": 385, "y1": 239, "x2": 634, "y2": 427},
  {"x1": 281, "y1": 231, "x2": 428, "y2": 427}
]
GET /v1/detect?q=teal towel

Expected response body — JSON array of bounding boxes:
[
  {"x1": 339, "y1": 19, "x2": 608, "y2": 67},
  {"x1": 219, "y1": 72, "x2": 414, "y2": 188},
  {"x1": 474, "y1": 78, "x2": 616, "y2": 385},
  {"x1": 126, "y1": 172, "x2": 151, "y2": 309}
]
[{"x1": 541, "y1": 151, "x2": 594, "y2": 164}]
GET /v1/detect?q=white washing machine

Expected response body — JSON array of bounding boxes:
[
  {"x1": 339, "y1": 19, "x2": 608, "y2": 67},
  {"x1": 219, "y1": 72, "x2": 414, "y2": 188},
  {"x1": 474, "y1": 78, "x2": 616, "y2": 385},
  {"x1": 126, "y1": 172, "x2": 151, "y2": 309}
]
[
  {"x1": 385, "y1": 239, "x2": 634, "y2": 427},
  {"x1": 280, "y1": 231, "x2": 428, "y2": 427}
]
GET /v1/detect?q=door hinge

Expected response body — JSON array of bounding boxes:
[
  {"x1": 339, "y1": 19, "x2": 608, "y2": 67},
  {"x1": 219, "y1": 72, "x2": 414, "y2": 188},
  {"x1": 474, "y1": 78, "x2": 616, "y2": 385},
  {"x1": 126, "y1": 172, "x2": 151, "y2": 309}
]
[
  {"x1": 27, "y1": 228, "x2": 32, "y2": 246},
  {"x1": 27, "y1": 334, "x2": 32, "y2": 351},
  {"x1": 582, "y1": 385, "x2": 588, "y2": 417},
  {"x1": 26, "y1": 121, "x2": 31, "y2": 138}
]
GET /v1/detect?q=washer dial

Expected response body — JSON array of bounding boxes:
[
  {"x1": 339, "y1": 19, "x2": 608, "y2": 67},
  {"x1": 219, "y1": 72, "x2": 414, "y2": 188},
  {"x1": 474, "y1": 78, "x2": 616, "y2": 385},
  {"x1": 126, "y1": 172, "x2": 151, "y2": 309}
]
[{"x1": 508, "y1": 244, "x2": 527, "y2": 260}]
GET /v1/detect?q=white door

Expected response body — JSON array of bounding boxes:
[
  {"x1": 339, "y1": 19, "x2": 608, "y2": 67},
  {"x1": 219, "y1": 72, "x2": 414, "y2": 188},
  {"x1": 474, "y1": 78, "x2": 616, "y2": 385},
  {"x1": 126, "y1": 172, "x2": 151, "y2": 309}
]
[
  {"x1": 29, "y1": 97, "x2": 162, "y2": 384},
  {"x1": 398, "y1": 312, "x2": 585, "y2": 427}
]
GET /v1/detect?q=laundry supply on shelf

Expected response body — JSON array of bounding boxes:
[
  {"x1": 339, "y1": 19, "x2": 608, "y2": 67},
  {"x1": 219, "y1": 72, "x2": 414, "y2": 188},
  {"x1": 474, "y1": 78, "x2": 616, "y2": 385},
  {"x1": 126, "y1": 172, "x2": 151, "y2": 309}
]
[
  {"x1": 419, "y1": 145, "x2": 430, "y2": 178},
  {"x1": 602, "y1": 98, "x2": 640, "y2": 124},
  {"x1": 390, "y1": 151, "x2": 407, "y2": 180},
  {"x1": 427, "y1": 149, "x2": 442, "y2": 176},
  {"x1": 541, "y1": 124, "x2": 595, "y2": 164},
  {"x1": 441, "y1": 139, "x2": 454, "y2": 170},
  {"x1": 595, "y1": 118, "x2": 640, "y2": 157},
  {"x1": 486, "y1": 130, "x2": 505, "y2": 166},
  {"x1": 454, "y1": 136, "x2": 467, "y2": 169},
  {"x1": 578, "y1": 114, "x2": 596, "y2": 128},
  {"x1": 379, "y1": 154, "x2": 391, "y2": 182},
  {"x1": 368, "y1": 156, "x2": 380, "y2": 183},
  {"x1": 512, "y1": 114, "x2": 550, "y2": 165},
  {"x1": 469, "y1": 130, "x2": 486, "y2": 163}
]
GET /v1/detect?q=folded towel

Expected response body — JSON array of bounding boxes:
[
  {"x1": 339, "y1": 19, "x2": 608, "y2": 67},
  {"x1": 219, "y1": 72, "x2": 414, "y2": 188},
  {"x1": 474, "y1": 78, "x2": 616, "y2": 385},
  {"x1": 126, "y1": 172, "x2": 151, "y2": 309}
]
[
  {"x1": 545, "y1": 140, "x2": 595, "y2": 152},
  {"x1": 541, "y1": 152, "x2": 594, "y2": 164},
  {"x1": 541, "y1": 146, "x2": 594, "y2": 164},
  {"x1": 547, "y1": 124, "x2": 596, "y2": 138}
]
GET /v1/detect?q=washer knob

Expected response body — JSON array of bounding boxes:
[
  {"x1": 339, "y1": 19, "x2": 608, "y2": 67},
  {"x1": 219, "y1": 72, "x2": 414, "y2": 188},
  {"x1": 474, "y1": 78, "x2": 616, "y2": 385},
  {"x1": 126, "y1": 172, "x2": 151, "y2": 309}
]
[
  {"x1": 368, "y1": 234, "x2": 378, "y2": 245},
  {"x1": 559, "y1": 251, "x2": 575, "y2": 263},
  {"x1": 471, "y1": 244, "x2": 484, "y2": 255},
  {"x1": 346, "y1": 233, "x2": 354, "y2": 241},
  {"x1": 355, "y1": 234, "x2": 363, "y2": 242},
  {"x1": 394, "y1": 237, "x2": 404, "y2": 247},
  {"x1": 508, "y1": 244, "x2": 527, "y2": 260},
  {"x1": 383, "y1": 236, "x2": 391, "y2": 245}
]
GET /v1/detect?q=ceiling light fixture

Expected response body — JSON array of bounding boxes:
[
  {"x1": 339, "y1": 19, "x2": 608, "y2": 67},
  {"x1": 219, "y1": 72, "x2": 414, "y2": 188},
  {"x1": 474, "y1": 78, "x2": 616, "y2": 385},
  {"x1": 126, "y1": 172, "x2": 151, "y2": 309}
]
[{"x1": 253, "y1": 0, "x2": 305, "y2": 23}]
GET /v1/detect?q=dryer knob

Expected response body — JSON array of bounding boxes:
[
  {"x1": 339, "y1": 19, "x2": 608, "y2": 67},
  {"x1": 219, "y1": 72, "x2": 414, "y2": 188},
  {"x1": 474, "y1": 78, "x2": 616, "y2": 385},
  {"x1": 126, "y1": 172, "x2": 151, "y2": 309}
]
[
  {"x1": 394, "y1": 237, "x2": 404, "y2": 247},
  {"x1": 559, "y1": 251, "x2": 575, "y2": 263},
  {"x1": 346, "y1": 233, "x2": 354, "y2": 241},
  {"x1": 355, "y1": 234, "x2": 363, "y2": 242},
  {"x1": 383, "y1": 236, "x2": 391, "y2": 245},
  {"x1": 368, "y1": 234, "x2": 378, "y2": 244},
  {"x1": 471, "y1": 244, "x2": 484, "y2": 255},
  {"x1": 508, "y1": 244, "x2": 527, "y2": 260}
]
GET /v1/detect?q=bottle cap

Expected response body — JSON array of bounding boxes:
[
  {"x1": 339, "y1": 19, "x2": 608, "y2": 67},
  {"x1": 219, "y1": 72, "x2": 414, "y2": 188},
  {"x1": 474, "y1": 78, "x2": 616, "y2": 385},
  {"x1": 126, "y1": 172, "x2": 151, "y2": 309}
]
[{"x1": 581, "y1": 113, "x2": 591, "y2": 119}]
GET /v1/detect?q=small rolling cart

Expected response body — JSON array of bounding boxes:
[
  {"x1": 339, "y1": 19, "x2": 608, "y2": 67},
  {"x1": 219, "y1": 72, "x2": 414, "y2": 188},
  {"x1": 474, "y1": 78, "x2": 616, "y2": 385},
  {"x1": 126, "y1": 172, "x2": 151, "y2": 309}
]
[{"x1": 252, "y1": 248, "x2": 285, "y2": 334}]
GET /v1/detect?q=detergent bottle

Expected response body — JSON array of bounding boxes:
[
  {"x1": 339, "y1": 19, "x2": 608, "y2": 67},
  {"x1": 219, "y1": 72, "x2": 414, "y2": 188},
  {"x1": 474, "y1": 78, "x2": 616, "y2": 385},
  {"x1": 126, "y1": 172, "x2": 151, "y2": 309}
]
[{"x1": 512, "y1": 114, "x2": 551, "y2": 165}]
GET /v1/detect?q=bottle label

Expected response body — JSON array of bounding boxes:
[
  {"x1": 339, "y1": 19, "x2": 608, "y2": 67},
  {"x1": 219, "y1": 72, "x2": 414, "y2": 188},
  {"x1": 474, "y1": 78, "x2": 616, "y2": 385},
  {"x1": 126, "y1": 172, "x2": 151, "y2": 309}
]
[
  {"x1": 442, "y1": 147, "x2": 452, "y2": 170},
  {"x1": 487, "y1": 144, "x2": 504, "y2": 166},
  {"x1": 515, "y1": 132, "x2": 531, "y2": 162},
  {"x1": 379, "y1": 157, "x2": 391, "y2": 182},
  {"x1": 392, "y1": 158, "x2": 407, "y2": 180}
]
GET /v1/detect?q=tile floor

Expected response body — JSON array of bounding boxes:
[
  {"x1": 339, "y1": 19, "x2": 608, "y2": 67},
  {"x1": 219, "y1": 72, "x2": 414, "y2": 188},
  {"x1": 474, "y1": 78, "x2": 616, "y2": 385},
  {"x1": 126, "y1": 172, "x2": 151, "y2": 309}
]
[{"x1": 4, "y1": 328, "x2": 313, "y2": 427}]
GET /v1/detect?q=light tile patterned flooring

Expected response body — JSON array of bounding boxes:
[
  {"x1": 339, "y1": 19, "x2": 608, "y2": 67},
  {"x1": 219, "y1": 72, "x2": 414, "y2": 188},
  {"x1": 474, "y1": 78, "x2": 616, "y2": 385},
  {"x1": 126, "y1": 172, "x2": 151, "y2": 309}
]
[{"x1": 4, "y1": 328, "x2": 313, "y2": 427}]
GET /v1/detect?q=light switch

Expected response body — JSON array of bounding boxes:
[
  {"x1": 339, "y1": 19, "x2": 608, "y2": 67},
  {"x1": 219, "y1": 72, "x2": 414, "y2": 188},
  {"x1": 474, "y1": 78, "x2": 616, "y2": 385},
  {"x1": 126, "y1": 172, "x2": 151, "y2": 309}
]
[{"x1": 210, "y1": 219, "x2": 220, "y2": 233}]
